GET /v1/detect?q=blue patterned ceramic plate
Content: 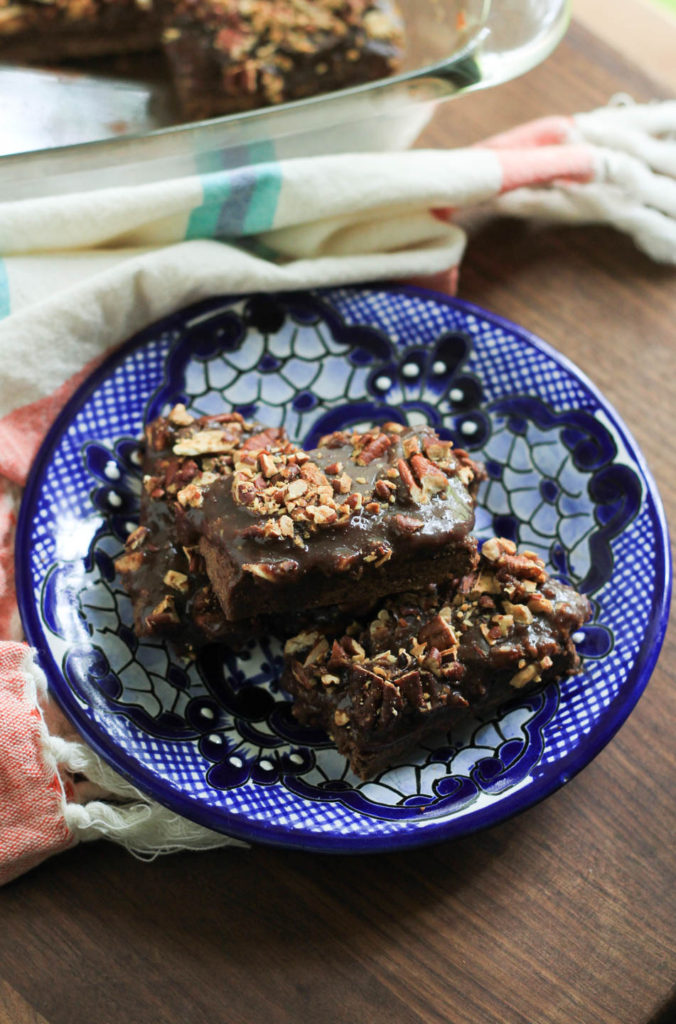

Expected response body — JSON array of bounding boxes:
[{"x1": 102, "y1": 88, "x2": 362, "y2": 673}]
[{"x1": 17, "y1": 287, "x2": 671, "y2": 852}]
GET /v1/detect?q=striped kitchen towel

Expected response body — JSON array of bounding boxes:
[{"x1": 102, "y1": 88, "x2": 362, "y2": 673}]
[{"x1": 1, "y1": 99, "x2": 675, "y2": 884}]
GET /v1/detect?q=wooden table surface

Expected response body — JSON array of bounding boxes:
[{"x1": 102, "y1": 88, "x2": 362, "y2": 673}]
[{"x1": 2, "y1": 15, "x2": 675, "y2": 1024}]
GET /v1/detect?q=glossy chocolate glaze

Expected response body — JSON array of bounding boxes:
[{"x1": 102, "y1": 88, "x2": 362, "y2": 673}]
[
  {"x1": 196, "y1": 427, "x2": 477, "y2": 581},
  {"x1": 282, "y1": 539, "x2": 592, "y2": 778},
  {"x1": 117, "y1": 411, "x2": 481, "y2": 640}
]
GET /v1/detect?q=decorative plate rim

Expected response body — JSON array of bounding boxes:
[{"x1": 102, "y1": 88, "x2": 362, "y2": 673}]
[{"x1": 16, "y1": 286, "x2": 672, "y2": 854}]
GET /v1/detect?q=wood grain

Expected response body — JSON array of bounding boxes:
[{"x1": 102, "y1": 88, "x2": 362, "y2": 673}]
[
  {"x1": 1, "y1": 18, "x2": 674, "y2": 1024},
  {"x1": 0, "y1": 984, "x2": 50, "y2": 1024},
  {"x1": 573, "y1": 0, "x2": 676, "y2": 93}
]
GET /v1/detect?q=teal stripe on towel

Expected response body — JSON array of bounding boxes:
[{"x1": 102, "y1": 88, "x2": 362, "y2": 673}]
[
  {"x1": 214, "y1": 163, "x2": 283, "y2": 238},
  {"x1": 185, "y1": 173, "x2": 232, "y2": 240},
  {"x1": 0, "y1": 260, "x2": 9, "y2": 319},
  {"x1": 186, "y1": 161, "x2": 282, "y2": 241}
]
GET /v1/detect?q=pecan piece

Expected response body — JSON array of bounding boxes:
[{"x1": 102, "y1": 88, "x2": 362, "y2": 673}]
[
  {"x1": 410, "y1": 454, "x2": 449, "y2": 499},
  {"x1": 397, "y1": 458, "x2": 423, "y2": 503},
  {"x1": 258, "y1": 452, "x2": 278, "y2": 478},
  {"x1": 418, "y1": 614, "x2": 458, "y2": 651},
  {"x1": 509, "y1": 663, "x2": 540, "y2": 689},
  {"x1": 242, "y1": 559, "x2": 299, "y2": 582},
  {"x1": 173, "y1": 429, "x2": 236, "y2": 457},
  {"x1": 145, "y1": 595, "x2": 180, "y2": 630},
  {"x1": 167, "y1": 403, "x2": 195, "y2": 427},
  {"x1": 177, "y1": 483, "x2": 204, "y2": 508},
  {"x1": 125, "y1": 525, "x2": 149, "y2": 551},
  {"x1": 498, "y1": 553, "x2": 548, "y2": 584},
  {"x1": 284, "y1": 630, "x2": 322, "y2": 657},
  {"x1": 392, "y1": 513, "x2": 424, "y2": 534},
  {"x1": 303, "y1": 637, "x2": 330, "y2": 666},
  {"x1": 402, "y1": 435, "x2": 421, "y2": 459},
  {"x1": 374, "y1": 479, "x2": 395, "y2": 501},
  {"x1": 114, "y1": 551, "x2": 145, "y2": 574},
  {"x1": 240, "y1": 427, "x2": 286, "y2": 451},
  {"x1": 502, "y1": 601, "x2": 534, "y2": 625},
  {"x1": 286, "y1": 479, "x2": 308, "y2": 500},
  {"x1": 528, "y1": 593, "x2": 554, "y2": 617},
  {"x1": 357, "y1": 433, "x2": 392, "y2": 465},
  {"x1": 163, "y1": 570, "x2": 189, "y2": 594},
  {"x1": 482, "y1": 537, "x2": 517, "y2": 562}
]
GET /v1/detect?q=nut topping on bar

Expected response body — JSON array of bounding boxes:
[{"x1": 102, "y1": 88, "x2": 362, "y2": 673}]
[
  {"x1": 223, "y1": 423, "x2": 481, "y2": 548},
  {"x1": 282, "y1": 539, "x2": 591, "y2": 778},
  {"x1": 116, "y1": 406, "x2": 483, "y2": 640}
]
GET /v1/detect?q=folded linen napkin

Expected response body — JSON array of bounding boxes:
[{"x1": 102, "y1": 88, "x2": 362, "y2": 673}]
[{"x1": 1, "y1": 99, "x2": 674, "y2": 885}]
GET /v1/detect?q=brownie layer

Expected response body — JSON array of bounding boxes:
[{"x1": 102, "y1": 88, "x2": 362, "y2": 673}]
[
  {"x1": 282, "y1": 538, "x2": 591, "y2": 778},
  {"x1": 116, "y1": 407, "x2": 483, "y2": 645},
  {"x1": 196, "y1": 422, "x2": 481, "y2": 621},
  {"x1": 0, "y1": 0, "x2": 161, "y2": 61},
  {"x1": 115, "y1": 405, "x2": 292, "y2": 644},
  {"x1": 0, "y1": 1, "x2": 404, "y2": 119},
  {"x1": 161, "y1": 0, "x2": 404, "y2": 120}
]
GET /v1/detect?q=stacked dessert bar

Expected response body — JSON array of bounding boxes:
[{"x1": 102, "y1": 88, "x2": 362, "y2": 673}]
[
  {"x1": 0, "y1": 1, "x2": 404, "y2": 120},
  {"x1": 116, "y1": 404, "x2": 590, "y2": 777}
]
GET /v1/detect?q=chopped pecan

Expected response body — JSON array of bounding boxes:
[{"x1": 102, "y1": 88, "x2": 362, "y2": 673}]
[
  {"x1": 498, "y1": 552, "x2": 548, "y2": 584},
  {"x1": 421, "y1": 647, "x2": 443, "y2": 677},
  {"x1": 114, "y1": 551, "x2": 144, "y2": 574},
  {"x1": 357, "y1": 433, "x2": 392, "y2": 465},
  {"x1": 145, "y1": 595, "x2": 180, "y2": 629},
  {"x1": 482, "y1": 537, "x2": 517, "y2": 563},
  {"x1": 410, "y1": 454, "x2": 450, "y2": 499},
  {"x1": 374, "y1": 479, "x2": 395, "y2": 501},
  {"x1": 418, "y1": 614, "x2": 458, "y2": 651},
  {"x1": 143, "y1": 474, "x2": 163, "y2": 497},
  {"x1": 396, "y1": 458, "x2": 423, "y2": 503},
  {"x1": 423, "y1": 437, "x2": 454, "y2": 463},
  {"x1": 493, "y1": 613, "x2": 514, "y2": 637},
  {"x1": 125, "y1": 525, "x2": 149, "y2": 551},
  {"x1": 306, "y1": 504, "x2": 338, "y2": 525},
  {"x1": 167, "y1": 403, "x2": 195, "y2": 427},
  {"x1": 528, "y1": 593, "x2": 554, "y2": 616},
  {"x1": 279, "y1": 514, "x2": 295, "y2": 538},
  {"x1": 303, "y1": 637, "x2": 330, "y2": 666},
  {"x1": 286, "y1": 479, "x2": 308, "y2": 500},
  {"x1": 177, "y1": 483, "x2": 204, "y2": 508},
  {"x1": 318, "y1": 430, "x2": 350, "y2": 449},
  {"x1": 402, "y1": 435, "x2": 421, "y2": 459},
  {"x1": 509, "y1": 663, "x2": 540, "y2": 689},
  {"x1": 173, "y1": 429, "x2": 237, "y2": 457},
  {"x1": 240, "y1": 427, "x2": 287, "y2": 451},
  {"x1": 284, "y1": 630, "x2": 322, "y2": 657},
  {"x1": 328, "y1": 640, "x2": 351, "y2": 670},
  {"x1": 392, "y1": 513, "x2": 424, "y2": 534},
  {"x1": 331, "y1": 472, "x2": 353, "y2": 495},
  {"x1": 258, "y1": 452, "x2": 278, "y2": 478},
  {"x1": 342, "y1": 636, "x2": 366, "y2": 660},
  {"x1": 242, "y1": 559, "x2": 299, "y2": 582},
  {"x1": 502, "y1": 600, "x2": 534, "y2": 625},
  {"x1": 163, "y1": 570, "x2": 189, "y2": 593}
]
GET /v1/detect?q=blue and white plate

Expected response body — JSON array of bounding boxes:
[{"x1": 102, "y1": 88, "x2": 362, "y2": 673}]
[{"x1": 17, "y1": 287, "x2": 671, "y2": 852}]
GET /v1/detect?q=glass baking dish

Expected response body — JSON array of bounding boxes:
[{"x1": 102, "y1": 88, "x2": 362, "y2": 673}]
[{"x1": 0, "y1": 0, "x2": 570, "y2": 200}]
